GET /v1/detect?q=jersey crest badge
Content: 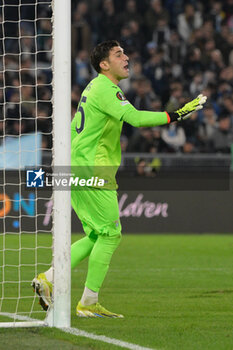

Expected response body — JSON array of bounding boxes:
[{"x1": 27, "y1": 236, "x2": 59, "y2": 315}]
[{"x1": 116, "y1": 91, "x2": 127, "y2": 101}]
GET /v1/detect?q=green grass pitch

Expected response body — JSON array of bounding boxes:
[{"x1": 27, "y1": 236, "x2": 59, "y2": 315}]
[{"x1": 0, "y1": 233, "x2": 233, "y2": 350}]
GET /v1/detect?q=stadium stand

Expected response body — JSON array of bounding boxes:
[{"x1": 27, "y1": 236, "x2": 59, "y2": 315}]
[{"x1": 1, "y1": 0, "x2": 233, "y2": 155}]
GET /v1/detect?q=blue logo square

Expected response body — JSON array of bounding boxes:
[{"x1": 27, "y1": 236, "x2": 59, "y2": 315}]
[{"x1": 26, "y1": 169, "x2": 45, "y2": 187}]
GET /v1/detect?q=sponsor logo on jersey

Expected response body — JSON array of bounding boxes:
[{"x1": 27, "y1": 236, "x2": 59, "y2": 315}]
[
  {"x1": 120, "y1": 101, "x2": 130, "y2": 106},
  {"x1": 116, "y1": 91, "x2": 127, "y2": 101}
]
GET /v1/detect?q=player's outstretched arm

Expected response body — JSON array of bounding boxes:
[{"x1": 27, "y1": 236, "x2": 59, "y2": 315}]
[{"x1": 122, "y1": 94, "x2": 207, "y2": 127}]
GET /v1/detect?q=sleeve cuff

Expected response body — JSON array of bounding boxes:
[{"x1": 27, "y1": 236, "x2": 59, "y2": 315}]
[
  {"x1": 165, "y1": 111, "x2": 171, "y2": 123},
  {"x1": 166, "y1": 112, "x2": 179, "y2": 122}
]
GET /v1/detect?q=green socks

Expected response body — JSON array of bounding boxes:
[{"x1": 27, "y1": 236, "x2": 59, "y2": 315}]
[
  {"x1": 85, "y1": 234, "x2": 122, "y2": 292},
  {"x1": 71, "y1": 233, "x2": 121, "y2": 293}
]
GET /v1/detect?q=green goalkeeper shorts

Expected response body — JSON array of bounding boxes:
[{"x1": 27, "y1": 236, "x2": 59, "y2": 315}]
[{"x1": 71, "y1": 189, "x2": 122, "y2": 237}]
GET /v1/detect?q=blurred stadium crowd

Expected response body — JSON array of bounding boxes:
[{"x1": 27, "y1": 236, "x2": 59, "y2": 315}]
[
  {"x1": 71, "y1": 0, "x2": 233, "y2": 154},
  {"x1": 0, "y1": 0, "x2": 53, "y2": 149},
  {"x1": 0, "y1": 0, "x2": 233, "y2": 154}
]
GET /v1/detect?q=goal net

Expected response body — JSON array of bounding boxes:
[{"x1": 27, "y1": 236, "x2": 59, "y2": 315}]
[{"x1": 0, "y1": 0, "x2": 71, "y2": 328}]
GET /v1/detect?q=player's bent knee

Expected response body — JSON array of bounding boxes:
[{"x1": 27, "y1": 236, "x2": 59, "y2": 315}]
[
  {"x1": 97, "y1": 232, "x2": 122, "y2": 249},
  {"x1": 111, "y1": 233, "x2": 122, "y2": 248}
]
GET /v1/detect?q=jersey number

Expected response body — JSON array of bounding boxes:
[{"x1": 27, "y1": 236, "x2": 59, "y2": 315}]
[{"x1": 75, "y1": 96, "x2": 87, "y2": 134}]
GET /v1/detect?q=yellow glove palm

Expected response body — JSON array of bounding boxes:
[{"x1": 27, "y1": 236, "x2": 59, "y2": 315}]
[{"x1": 175, "y1": 94, "x2": 207, "y2": 121}]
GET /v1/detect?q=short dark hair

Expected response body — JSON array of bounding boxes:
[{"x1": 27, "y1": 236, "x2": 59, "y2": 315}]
[{"x1": 90, "y1": 40, "x2": 120, "y2": 73}]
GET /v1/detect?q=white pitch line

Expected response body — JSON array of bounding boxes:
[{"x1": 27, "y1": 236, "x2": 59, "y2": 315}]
[
  {"x1": 0, "y1": 312, "x2": 157, "y2": 350},
  {"x1": 61, "y1": 326, "x2": 156, "y2": 350},
  {"x1": 0, "y1": 312, "x2": 44, "y2": 323}
]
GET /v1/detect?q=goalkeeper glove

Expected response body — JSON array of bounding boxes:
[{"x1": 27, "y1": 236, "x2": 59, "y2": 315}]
[{"x1": 169, "y1": 94, "x2": 207, "y2": 122}]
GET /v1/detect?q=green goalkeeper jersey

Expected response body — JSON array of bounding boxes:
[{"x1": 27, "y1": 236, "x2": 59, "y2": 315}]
[{"x1": 71, "y1": 74, "x2": 170, "y2": 188}]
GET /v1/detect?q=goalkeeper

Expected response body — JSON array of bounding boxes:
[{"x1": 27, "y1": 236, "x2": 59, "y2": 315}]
[{"x1": 32, "y1": 40, "x2": 207, "y2": 318}]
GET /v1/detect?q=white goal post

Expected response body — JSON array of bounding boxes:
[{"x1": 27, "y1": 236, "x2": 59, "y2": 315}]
[
  {"x1": 0, "y1": 0, "x2": 71, "y2": 328},
  {"x1": 52, "y1": 0, "x2": 71, "y2": 328}
]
